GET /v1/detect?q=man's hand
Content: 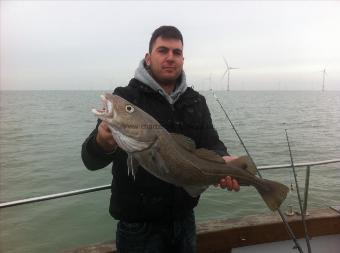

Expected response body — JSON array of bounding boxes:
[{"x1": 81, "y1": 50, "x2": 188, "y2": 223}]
[
  {"x1": 96, "y1": 121, "x2": 117, "y2": 153},
  {"x1": 214, "y1": 156, "x2": 240, "y2": 192}
]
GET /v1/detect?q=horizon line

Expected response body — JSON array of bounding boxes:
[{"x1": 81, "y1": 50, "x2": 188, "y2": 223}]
[{"x1": 1, "y1": 89, "x2": 339, "y2": 92}]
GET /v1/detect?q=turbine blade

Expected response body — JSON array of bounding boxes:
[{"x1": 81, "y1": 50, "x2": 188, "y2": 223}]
[
  {"x1": 221, "y1": 69, "x2": 228, "y2": 79},
  {"x1": 222, "y1": 56, "x2": 229, "y2": 69}
]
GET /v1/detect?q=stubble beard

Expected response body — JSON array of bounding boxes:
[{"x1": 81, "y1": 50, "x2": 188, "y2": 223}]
[{"x1": 152, "y1": 68, "x2": 182, "y2": 87}]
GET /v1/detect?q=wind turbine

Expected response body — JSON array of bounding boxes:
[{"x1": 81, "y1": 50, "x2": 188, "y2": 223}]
[
  {"x1": 322, "y1": 68, "x2": 327, "y2": 92},
  {"x1": 221, "y1": 56, "x2": 239, "y2": 91}
]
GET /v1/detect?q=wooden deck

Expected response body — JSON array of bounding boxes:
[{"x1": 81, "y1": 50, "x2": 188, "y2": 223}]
[{"x1": 63, "y1": 207, "x2": 340, "y2": 253}]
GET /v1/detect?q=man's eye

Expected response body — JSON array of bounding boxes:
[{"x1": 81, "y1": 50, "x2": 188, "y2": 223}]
[
  {"x1": 174, "y1": 50, "x2": 182, "y2": 56},
  {"x1": 158, "y1": 48, "x2": 167, "y2": 53}
]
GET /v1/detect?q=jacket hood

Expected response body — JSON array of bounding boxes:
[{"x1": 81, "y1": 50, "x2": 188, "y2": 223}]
[{"x1": 134, "y1": 60, "x2": 188, "y2": 104}]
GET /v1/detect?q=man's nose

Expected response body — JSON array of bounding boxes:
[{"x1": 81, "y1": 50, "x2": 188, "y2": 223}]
[{"x1": 166, "y1": 51, "x2": 174, "y2": 61}]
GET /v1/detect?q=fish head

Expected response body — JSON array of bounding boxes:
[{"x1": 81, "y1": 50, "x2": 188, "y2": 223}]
[{"x1": 92, "y1": 94, "x2": 160, "y2": 153}]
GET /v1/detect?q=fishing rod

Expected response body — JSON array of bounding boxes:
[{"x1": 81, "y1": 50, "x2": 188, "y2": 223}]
[
  {"x1": 210, "y1": 90, "x2": 304, "y2": 253},
  {"x1": 285, "y1": 129, "x2": 312, "y2": 253}
]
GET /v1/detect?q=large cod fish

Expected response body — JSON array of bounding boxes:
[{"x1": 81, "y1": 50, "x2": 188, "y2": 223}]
[{"x1": 92, "y1": 94, "x2": 289, "y2": 211}]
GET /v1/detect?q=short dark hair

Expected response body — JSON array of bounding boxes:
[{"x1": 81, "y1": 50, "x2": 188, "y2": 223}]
[{"x1": 149, "y1": 26, "x2": 183, "y2": 53}]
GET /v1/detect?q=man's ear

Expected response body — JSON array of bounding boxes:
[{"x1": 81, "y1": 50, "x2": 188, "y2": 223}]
[{"x1": 145, "y1": 53, "x2": 151, "y2": 66}]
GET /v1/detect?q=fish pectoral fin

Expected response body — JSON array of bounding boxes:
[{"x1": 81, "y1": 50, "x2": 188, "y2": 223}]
[
  {"x1": 127, "y1": 154, "x2": 140, "y2": 178},
  {"x1": 194, "y1": 148, "x2": 226, "y2": 163},
  {"x1": 183, "y1": 185, "x2": 210, "y2": 197},
  {"x1": 151, "y1": 143, "x2": 170, "y2": 174},
  {"x1": 170, "y1": 133, "x2": 196, "y2": 152},
  {"x1": 228, "y1": 156, "x2": 258, "y2": 175}
]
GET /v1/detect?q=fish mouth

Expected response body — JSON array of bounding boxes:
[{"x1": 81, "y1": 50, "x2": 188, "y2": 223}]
[
  {"x1": 92, "y1": 94, "x2": 115, "y2": 120},
  {"x1": 91, "y1": 94, "x2": 156, "y2": 153}
]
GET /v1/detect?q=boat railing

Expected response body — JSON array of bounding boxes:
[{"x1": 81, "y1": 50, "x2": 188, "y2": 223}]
[{"x1": 1, "y1": 158, "x2": 339, "y2": 212}]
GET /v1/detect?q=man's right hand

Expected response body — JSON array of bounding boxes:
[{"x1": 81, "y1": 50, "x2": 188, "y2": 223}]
[{"x1": 96, "y1": 121, "x2": 117, "y2": 153}]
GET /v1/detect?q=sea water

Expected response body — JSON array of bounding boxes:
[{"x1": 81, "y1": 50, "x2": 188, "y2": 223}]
[{"x1": 0, "y1": 90, "x2": 339, "y2": 253}]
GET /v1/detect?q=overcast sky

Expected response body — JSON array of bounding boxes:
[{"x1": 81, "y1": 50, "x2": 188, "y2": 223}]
[{"x1": 1, "y1": 1, "x2": 340, "y2": 91}]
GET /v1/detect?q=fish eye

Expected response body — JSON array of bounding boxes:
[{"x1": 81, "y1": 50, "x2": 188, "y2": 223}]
[{"x1": 125, "y1": 105, "x2": 134, "y2": 113}]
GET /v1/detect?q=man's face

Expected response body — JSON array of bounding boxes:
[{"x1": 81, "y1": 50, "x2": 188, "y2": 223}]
[{"x1": 145, "y1": 37, "x2": 184, "y2": 84}]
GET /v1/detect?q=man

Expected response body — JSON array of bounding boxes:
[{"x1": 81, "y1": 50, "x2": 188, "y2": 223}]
[{"x1": 81, "y1": 26, "x2": 239, "y2": 253}]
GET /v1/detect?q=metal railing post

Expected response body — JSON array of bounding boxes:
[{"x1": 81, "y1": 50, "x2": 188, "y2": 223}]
[{"x1": 303, "y1": 165, "x2": 311, "y2": 215}]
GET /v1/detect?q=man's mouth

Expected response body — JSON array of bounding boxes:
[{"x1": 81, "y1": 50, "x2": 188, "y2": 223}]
[
  {"x1": 162, "y1": 66, "x2": 176, "y2": 70},
  {"x1": 162, "y1": 67, "x2": 177, "y2": 73}
]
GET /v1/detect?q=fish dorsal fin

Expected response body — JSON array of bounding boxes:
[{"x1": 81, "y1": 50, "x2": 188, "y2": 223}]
[
  {"x1": 194, "y1": 148, "x2": 226, "y2": 164},
  {"x1": 227, "y1": 156, "x2": 258, "y2": 175},
  {"x1": 171, "y1": 133, "x2": 196, "y2": 151}
]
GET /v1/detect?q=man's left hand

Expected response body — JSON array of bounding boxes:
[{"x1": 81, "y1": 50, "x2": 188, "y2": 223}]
[{"x1": 215, "y1": 156, "x2": 240, "y2": 192}]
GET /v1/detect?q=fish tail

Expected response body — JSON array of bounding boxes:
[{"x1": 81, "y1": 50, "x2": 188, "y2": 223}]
[{"x1": 255, "y1": 179, "x2": 289, "y2": 211}]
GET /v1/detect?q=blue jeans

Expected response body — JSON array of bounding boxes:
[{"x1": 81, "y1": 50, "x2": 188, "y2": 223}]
[{"x1": 116, "y1": 211, "x2": 196, "y2": 253}]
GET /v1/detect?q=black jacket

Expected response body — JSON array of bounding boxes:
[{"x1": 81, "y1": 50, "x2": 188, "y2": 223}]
[{"x1": 81, "y1": 78, "x2": 228, "y2": 222}]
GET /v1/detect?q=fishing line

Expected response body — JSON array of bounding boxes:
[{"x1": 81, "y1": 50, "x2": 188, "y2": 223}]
[
  {"x1": 285, "y1": 168, "x2": 295, "y2": 216},
  {"x1": 210, "y1": 89, "x2": 304, "y2": 253},
  {"x1": 285, "y1": 129, "x2": 312, "y2": 253},
  {"x1": 290, "y1": 171, "x2": 294, "y2": 191}
]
